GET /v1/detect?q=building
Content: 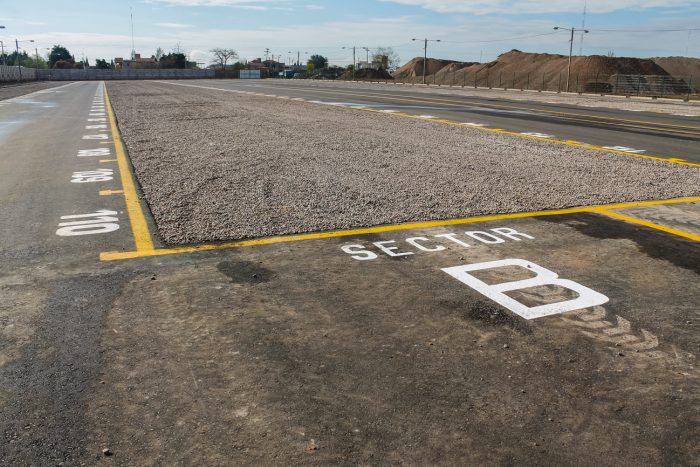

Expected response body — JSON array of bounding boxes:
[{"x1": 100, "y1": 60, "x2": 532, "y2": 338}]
[{"x1": 114, "y1": 53, "x2": 158, "y2": 69}]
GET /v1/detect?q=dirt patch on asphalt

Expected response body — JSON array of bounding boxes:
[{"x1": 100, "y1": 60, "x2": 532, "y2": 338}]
[
  {"x1": 0, "y1": 81, "x2": 70, "y2": 101},
  {"x1": 107, "y1": 81, "x2": 700, "y2": 245}
]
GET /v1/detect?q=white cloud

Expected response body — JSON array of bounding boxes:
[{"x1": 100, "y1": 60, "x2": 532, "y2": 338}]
[
  {"x1": 155, "y1": 22, "x2": 192, "y2": 28},
  {"x1": 381, "y1": 0, "x2": 698, "y2": 14},
  {"x1": 146, "y1": 0, "x2": 284, "y2": 6}
]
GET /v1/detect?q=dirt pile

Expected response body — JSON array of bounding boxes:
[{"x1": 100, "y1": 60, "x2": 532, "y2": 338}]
[
  {"x1": 394, "y1": 50, "x2": 695, "y2": 94},
  {"x1": 653, "y1": 56, "x2": 700, "y2": 91},
  {"x1": 393, "y1": 57, "x2": 458, "y2": 79}
]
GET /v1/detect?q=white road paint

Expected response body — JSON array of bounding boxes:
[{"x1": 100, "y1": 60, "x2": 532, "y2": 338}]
[
  {"x1": 71, "y1": 169, "x2": 114, "y2": 183},
  {"x1": 442, "y1": 259, "x2": 609, "y2": 320},
  {"x1": 56, "y1": 210, "x2": 120, "y2": 236},
  {"x1": 520, "y1": 131, "x2": 555, "y2": 138},
  {"x1": 341, "y1": 227, "x2": 533, "y2": 261},
  {"x1": 602, "y1": 145, "x2": 646, "y2": 153}
]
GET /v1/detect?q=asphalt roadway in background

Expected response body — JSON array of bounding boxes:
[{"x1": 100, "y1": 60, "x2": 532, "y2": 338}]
[
  {"x1": 0, "y1": 81, "x2": 699, "y2": 465},
  {"x1": 160, "y1": 79, "x2": 700, "y2": 164}
]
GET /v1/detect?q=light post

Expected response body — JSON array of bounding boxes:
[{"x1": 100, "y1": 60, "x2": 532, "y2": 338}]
[
  {"x1": 342, "y1": 46, "x2": 357, "y2": 80},
  {"x1": 554, "y1": 26, "x2": 588, "y2": 93},
  {"x1": 362, "y1": 46, "x2": 370, "y2": 64},
  {"x1": 412, "y1": 38, "x2": 441, "y2": 85},
  {"x1": 15, "y1": 39, "x2": 35, "y2": 80}
]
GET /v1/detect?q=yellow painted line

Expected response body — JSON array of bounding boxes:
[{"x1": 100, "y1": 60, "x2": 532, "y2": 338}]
[
  {"x1": 99, "y1": 159, "x2": 117, "y2": 163},
  {"x1": 99, "y1": 189, "x2": 124, "y2": 196},
  {"x1": 103, "y1": 82, "x2": 155, "y2": 251},
  {"x1": 99, "y1": 196, "x2": 700, "y2": 261},
  {"x1": 598, "y1": 210, "x2": 700, "y2": 242},
  {"x1": 357, "y1": 107, "x2": 700, "y2": 167}
]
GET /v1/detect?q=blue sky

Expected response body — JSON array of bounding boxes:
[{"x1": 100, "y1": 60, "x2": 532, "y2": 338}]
[{"x1": 1, "y1": 1, "x2": 699, "y2": 66}]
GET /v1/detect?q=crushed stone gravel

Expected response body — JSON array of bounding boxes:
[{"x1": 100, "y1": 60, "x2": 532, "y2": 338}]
[{"x1": 106, "y1": 81, "x2": 700, "y2": 245}]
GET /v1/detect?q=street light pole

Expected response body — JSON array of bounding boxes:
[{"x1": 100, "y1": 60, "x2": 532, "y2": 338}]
[
  {"x1": 342, "y1": 46, "x2": 357, "y2": 80},
  {"x1": 412, "y1": 38, "x2": 441, "y2": 85},
  {"x1": 554, "y1": 26, "x2": 588, "y2": 92},
  {"x1": 14, "y1": 39, "x2": 34, "y2": 80}
]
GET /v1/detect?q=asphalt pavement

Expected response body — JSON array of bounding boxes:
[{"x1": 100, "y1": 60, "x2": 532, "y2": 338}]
[{"x1": 0, "y1": 80, "x2": 698, "y2": 465}]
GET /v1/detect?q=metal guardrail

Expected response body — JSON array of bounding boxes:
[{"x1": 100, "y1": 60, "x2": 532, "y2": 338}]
[{"x1": 377, "y1": 72, "x2": 698, "y2": 100}]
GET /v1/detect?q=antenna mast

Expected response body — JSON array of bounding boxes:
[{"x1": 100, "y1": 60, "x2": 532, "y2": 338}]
[
  {"x1": 130, "y1": 7, "x2": 136, "y2": 60},
  {"x1": 579, "y1": 0, "x2": 587, "y2": 56}
]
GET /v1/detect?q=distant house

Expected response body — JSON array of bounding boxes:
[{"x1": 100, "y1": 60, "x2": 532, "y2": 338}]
[{"x1": 114, "y1": 53, "x2": 158, "y2": 69}]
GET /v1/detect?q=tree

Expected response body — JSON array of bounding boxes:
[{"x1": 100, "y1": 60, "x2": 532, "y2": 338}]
[
  {"x1": 306, "y1": 62, "x2": 315, "y2": 72},
  {"x1": 372, "y1": 47, "x2": 400, "y2": 71},
  {"x1": 48, "y1": 45, "x2": 73, "y2": 68},
  {"x1": 159, "y1": 52, "x2": 187, "y2": 69},
  {"x1": 95, "y1": 59, "x2": 111, "y2": 69},
  {"x1": 155, "y1": 47, "x2": 165, "y2": 62},
  {"x1": 210, "y1": 48, "x2": 238, "y2": 69},
  {"x1": 307, "y1": 54, "x2": 328, "y2": 70}
]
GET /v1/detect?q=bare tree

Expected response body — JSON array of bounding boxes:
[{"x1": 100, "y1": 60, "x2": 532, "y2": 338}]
[
  {"x1": 373, "y1": 47, "x2": 400, "y2": 71},
  {"x1": 210, "y1": 48, "x2": 239, "y2": 69}
]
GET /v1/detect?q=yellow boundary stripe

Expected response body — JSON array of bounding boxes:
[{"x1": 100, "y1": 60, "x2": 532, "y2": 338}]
[
  {"x1": 99, "y1": 196, "x2": 700, "y2": 261},
  {"x1": 597, "y1": 210, "x2": 700, "y2": 242},
  {"x1": 103, "y1": 82, "x2": 155, "y2": 251},
  {"x1": 156, "y1": 81, "x2": 700, "y2": 167}
]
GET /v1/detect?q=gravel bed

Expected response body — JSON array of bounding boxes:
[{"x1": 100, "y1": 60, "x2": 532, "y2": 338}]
[
  {"x1": 0, "y1": 81, "x2": 70, "y2": 101},
  {"x1": 107, "y1": 81, "x2": 700, "y2": 245}
]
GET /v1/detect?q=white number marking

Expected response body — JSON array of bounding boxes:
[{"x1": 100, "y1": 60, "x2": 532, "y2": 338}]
[
  {"x1": 71, "y1": 169, "x2": 114, "y2": 183},
  {"x1": 56, "y1": 209, "x2": 120, "y2": 236}
]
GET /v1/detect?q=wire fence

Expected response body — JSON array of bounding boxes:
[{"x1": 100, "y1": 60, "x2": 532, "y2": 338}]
[
  {"x1": 0, "y1": 65, "x2": 37, "y2": 83},
  {"x1": 340, "y1": 72, "x2": 699, "y2": 100}
]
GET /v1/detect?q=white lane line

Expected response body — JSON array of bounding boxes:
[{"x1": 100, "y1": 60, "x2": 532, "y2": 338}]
[
  {"x1": 460, "y1": 122, "x2": 486, "y2": 127},
  {"x1": 521, "y1": 131, "x2": 555, "y2": 138},
  {"x1": 381, "y1": 109, "x2": 399, "y2": 113},
  {"x1": 602, "y1": 145, "x2": 646, "y2": 153},
  {"x1": 418, "y1": 115, "x2": 438, "y2": 119}
]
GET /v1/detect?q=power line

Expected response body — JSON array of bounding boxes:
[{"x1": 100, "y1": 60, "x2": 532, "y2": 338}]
[
  {"x1": 441, "y1": 31, "x2": 559, "y2": 44},
  {"x1": 587, "y1": 27, "x2": 700, "y2": 33}
]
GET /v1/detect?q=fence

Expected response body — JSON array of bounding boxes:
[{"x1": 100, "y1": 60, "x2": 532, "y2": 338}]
[
  {"x1": 0, "y1": 65, "x2": 37, "y2": 82},
  {"x1": 343, "y1": 72, "x2": 698, "y2": 100},
  {"x1": 36, "y1": 68, "x2": 215, "y2": 81}
]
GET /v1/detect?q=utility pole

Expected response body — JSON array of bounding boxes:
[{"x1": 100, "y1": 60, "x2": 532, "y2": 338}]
[
  {"x1": 412, "y1": 38, "x2": 441, "y2": 85},
  {"x1": 342, "y1": 46, "x2": 357, "y2": 80},
  {"x1": 264, "y1": 48, "x2": 270, "y2": 63},
  {"x1": 15, "y1": 39, "x2": 21, "y2": 79},
  {"x1": 554, "y1": 26, "x2": 588, "y2": 92},
  {"x1": 362, "y1": 46, "x2": 370, "y2": 63}
]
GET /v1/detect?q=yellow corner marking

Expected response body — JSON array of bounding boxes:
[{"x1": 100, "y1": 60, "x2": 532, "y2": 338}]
[
  {"x1": 99, "y1": 189, "x2": 124, "y2": 196},
  {"x1": 597, "y1": 210, "x2": 700, "y2": 242},
  {"x1": 103, "y1": 82, "x2": 155, "y2": 251},
  {"x1": 99, "y1": 196, "x2": 700, "y2": 261}
]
